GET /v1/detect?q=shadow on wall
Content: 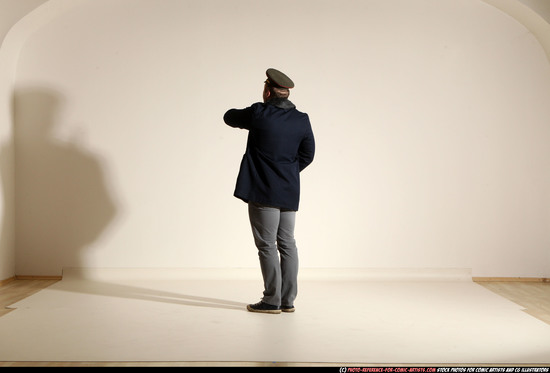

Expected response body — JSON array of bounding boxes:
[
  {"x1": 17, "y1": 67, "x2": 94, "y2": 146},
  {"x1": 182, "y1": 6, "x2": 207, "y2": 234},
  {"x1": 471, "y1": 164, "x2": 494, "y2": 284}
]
[{"x1": 11, "y1": 87, "x2": 117, "y2": 275}]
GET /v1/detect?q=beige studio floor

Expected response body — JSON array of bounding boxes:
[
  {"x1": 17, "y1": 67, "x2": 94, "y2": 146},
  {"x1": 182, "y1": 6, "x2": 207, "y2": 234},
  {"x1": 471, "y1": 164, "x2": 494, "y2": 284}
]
[{"x1": 0, "y1": 268, "x2": 549, "y2": 365}]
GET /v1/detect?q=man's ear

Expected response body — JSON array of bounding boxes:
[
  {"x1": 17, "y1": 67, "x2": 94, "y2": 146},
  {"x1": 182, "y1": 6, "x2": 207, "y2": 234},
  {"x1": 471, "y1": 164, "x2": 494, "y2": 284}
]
[{"x1": 262, "y1": 87, "x2": 271, "y2": 102}]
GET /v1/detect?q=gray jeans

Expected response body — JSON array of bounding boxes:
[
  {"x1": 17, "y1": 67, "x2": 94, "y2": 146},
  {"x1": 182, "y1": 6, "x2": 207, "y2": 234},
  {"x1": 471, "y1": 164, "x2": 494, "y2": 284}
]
[{"x1": 248, "y1": 202, "x2": 299, "y2": 307}]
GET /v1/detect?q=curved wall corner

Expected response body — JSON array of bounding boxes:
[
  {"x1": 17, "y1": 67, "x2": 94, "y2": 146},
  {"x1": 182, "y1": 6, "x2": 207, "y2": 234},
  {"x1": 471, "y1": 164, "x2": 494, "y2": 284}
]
[
  {"x1": 0, "y1": 0, "x2": 49, "y2": 47},
  {"x1": 0, "y1": 0, "x2": 50, "y2": 280},
  {"x1": 0, "y1": 0, "x2": 77, "y2": 279},
  {"x1": 483, "y1": 0, "x2": 550, "y2": 63},
  {"x1": 519, "y1": 0, "x2": 550, "y2": 24}
]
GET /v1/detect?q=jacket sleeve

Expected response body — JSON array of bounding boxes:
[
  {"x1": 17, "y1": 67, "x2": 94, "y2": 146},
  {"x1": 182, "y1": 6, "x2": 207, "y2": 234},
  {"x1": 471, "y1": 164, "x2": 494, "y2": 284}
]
[
  {"x1": 298, "y1": 123, "x2": 315, "y2": 172},
  {"x1": 223, "y1": 106, "x2": 254, "y2": 130}
]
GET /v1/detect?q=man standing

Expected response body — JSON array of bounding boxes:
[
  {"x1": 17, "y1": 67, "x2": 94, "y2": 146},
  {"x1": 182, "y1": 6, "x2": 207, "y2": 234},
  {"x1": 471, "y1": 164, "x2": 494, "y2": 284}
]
[{"x1": 224, "y1": 68, "x2": 315, "y2": 314}]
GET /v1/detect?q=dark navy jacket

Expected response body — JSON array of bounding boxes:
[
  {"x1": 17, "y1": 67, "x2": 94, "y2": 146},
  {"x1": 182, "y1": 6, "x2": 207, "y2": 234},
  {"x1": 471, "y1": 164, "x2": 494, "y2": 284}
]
[{"x1": 224, "y1": 99, "x2": 315, "y2": 211}]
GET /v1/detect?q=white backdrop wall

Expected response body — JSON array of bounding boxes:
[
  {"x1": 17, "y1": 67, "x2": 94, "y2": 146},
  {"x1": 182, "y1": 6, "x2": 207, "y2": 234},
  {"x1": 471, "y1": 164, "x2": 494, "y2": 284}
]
[{"x1": 9, "y1": 0, "x2": 550, "y2": 277}]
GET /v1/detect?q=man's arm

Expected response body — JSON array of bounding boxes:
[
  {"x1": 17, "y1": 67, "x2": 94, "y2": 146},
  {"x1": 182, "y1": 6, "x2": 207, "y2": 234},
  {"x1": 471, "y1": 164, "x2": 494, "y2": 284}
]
[
  {"x1": 298, "y1": 125, "x2": 315, "y2": 172},
  {"x1": 223, "y1": 107, "x2": 254, "y2": 130}
]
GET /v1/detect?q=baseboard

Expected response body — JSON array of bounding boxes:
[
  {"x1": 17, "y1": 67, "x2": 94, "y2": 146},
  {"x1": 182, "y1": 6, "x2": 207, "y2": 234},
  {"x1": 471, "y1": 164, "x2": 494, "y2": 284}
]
[
  {"x1": 473, "y1": 277, "x2": 550, "y2": 282},
  {"x1": 60, "y1": 267, "x2": 475, "y2": 282},
  {"x1": 1, "y1": 275, "x2": 63, "y2": 286},
  {"x1": 4, "y1": 272, "x2": 548, "y2": 284},
  {"x1": 0, "y1": 276, "x2": 16, "y2": 286},
  {"x1": 14, "y1": 275, "x2": 63, "y2": 281}
]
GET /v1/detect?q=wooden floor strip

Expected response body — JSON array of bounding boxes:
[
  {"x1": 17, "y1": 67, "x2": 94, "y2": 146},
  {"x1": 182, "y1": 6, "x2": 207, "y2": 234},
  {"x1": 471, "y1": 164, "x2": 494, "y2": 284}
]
[{"x1": 473, "y1": 277, "x2": 550, "y2": 282}]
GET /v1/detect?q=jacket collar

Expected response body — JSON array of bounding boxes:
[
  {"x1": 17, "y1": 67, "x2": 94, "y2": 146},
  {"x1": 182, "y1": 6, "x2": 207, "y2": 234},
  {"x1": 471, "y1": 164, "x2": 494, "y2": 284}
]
[{"x1": 266, "y1": 98, "x2": 296, "y2": 110}]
